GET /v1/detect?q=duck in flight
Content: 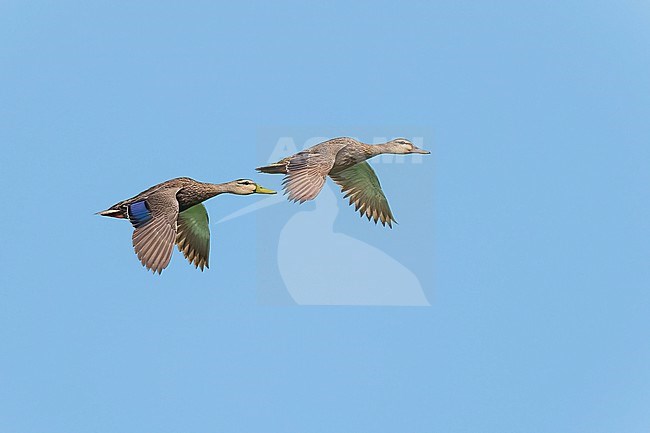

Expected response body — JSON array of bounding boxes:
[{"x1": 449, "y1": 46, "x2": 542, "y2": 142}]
[
  {"x1": 98, "y1": 177, "x2": 276, "y2": 273},
  {"x1": 256, "y1": 137, "x2": 430, "y2": 227}
]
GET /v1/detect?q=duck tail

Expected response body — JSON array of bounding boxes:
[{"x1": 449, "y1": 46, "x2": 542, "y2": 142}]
[
  {"x1": 96, "y1": 207, "x2": 126, "y2": 219},
  {"x1": 256, "y1": 161, "x2": 288, "y2": 174}
]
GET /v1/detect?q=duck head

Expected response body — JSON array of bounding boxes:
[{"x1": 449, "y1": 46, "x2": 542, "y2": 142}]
[
  {"x1": 385, "y1": 138, "x2": 430, "y2": 154},
  {"x1": 229, "y1": 179, "x2": 277, "y2": 195}
]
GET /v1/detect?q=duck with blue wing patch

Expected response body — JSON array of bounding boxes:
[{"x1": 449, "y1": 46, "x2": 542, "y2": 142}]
[{"x1": 98, "y1": 177, "x2": 276, "y2": 274}]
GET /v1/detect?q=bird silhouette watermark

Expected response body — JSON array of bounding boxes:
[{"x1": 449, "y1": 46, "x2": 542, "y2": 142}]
[{"x1": 217, "y1": 131, "x2": 433, "y2": 306}]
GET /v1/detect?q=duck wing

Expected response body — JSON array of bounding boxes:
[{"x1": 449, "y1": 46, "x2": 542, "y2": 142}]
[
  {"x1": 176, "y1": 203, "x2": 210, "y2": 271},
  {"x1": 128, "y1": 188, "x2": 180, "y2": 273},
  {"x1": 330, "y1": 161, "x2": 396, "y2": 228},
  {"x1": 282, "y1": 150, "x2": 336, "y2": 203}
]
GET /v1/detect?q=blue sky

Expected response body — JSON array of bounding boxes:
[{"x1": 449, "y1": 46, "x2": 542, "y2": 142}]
[{"x1": 1, "y1": 1, "x2": 649, "y2": 432}]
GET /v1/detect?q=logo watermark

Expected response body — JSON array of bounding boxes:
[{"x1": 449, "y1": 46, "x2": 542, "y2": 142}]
[{"x1": 219, "y1": 128, "x2": 434, "y2": 306}]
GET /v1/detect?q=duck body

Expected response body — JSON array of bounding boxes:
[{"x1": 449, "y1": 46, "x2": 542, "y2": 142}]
[
  {"x1": 256, "y1": 137, "x2": 430, "y2": 227},
  {"x1": 257, "y1": 138, "x2": 368, "y2": 176},
  {"x1": 98, "y1": 177, "x2": 276, "y2": 273},
  {"x1": 101, "y1": 177, "x2": 223, "y2": 218}
]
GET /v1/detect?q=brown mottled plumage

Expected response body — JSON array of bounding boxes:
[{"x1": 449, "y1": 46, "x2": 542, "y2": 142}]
[
  {"x1": 98, "y1": 177, "x2": 275, "y2": 274},
  {"x1": 256, "y1": 137, "x2": 430, "y2": 227}
]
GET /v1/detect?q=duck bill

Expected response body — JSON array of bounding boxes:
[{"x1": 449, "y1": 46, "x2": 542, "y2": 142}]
[
  {"x1": 410, "y1": 146, "x2": 430, "y2": 154},
  {"x1": 254, "y1": 184, "x2": 277, "y2": 194}
]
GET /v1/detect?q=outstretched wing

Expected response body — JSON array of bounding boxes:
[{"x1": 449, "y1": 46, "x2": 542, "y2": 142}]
[
  {"x1": 329, "y1": 161, "x2": 396, "y2": 227},
  {"x1": 282, "y1": 150, "x2": 336, "y2": 203},
  {"x1": 128, "y1": 188, "x2": 180, "y2": 274},
  {"x1": 176, "y1": 203, "x2": 210, "y2": 271}
]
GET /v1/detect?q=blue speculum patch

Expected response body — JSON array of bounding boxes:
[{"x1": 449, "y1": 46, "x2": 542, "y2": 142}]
[{"x1": 129, "y1": 200, "x2": 152, "y2": 228}]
